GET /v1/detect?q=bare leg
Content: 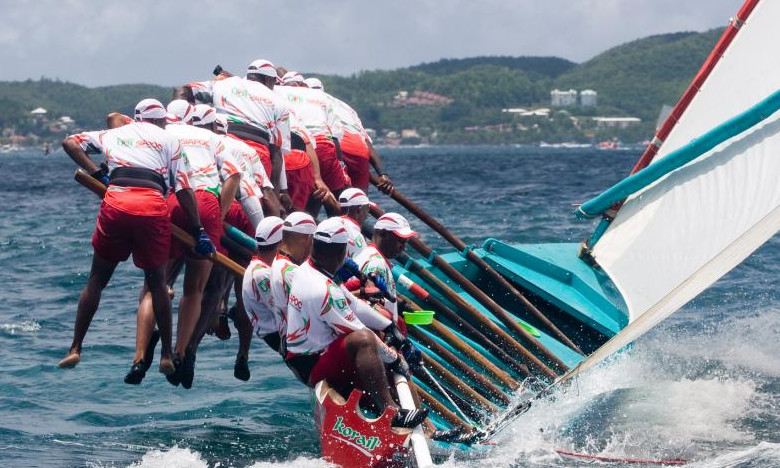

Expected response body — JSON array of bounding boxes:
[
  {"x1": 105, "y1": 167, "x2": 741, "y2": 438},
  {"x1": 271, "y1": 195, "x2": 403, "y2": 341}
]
[
  {"x1": 59, "y1": 253, "x2": 118, "y2": 368},
  {"x1": 305, "y1": 195, "x2": 323, "y2": 220},
  {"x1": 233, "y1": 280, "x2": 252, "y2": 360},
  {"x1": 133, "y1": 258, "x2": 183, "y2": 364},
  {"x1": 187, "y1": 266, "x2": 232, "y2": 353},
  {"x1": 132, "y1": 288, "x2": 155, "y2": 364},
  {"x1": 232, "y1": 280, "x2": 253, "y2": 381},
  {"x1": 346, "y1": 329, "x2": 398, "y2": 411},
  {"x1": 175, "y1": 257, "x2": 212, "y2": 356},
  {"x1": 144, "y1": 265, "x2": 175, "y2": 374}
]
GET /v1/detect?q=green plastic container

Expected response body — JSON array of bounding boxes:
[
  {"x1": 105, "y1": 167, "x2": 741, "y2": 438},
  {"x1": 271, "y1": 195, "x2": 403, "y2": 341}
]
[{"x1": 403, "y1": 311, "x2": 435, "y2": 326}]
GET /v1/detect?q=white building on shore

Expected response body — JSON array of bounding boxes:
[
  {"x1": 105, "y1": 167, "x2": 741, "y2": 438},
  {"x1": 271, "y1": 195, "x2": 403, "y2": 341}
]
[
  {"x1": 580, "y1": 89, "x2": 598, "y2": 107},
  {"x1": 551, "y1": 89, "x2": 578, "y2": 107}
]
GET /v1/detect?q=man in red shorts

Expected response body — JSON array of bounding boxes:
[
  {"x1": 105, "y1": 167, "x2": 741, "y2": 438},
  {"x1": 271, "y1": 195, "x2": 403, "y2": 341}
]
[
  {"x1": 58, "y1": 98, "x2": 214, "y2": 376},
  {"x1": 305, "y1": 78, "x2": 394, "y2": 195},
  {"x1": 275, "y1": 73, "x2": 347, "y2": 214},
  {"x1": 284, "y1": 217, "x2": 427, "y2": 429}
]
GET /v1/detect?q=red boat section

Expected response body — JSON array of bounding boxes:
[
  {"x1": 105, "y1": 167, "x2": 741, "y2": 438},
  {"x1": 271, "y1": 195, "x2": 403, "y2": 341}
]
[{"x1": 315, "y1": 382, "x2": 412, "y2": 467}]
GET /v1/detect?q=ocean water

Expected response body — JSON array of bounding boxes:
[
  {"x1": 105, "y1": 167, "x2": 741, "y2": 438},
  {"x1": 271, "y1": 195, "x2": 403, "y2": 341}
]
[{"x1": 0, "y1": 146, "x2": 778, "y2": 467}]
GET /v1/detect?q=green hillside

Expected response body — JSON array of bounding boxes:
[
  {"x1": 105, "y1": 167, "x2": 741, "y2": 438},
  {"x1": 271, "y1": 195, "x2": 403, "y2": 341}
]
[
  {"x1": 0, "y1": 28, "x2": 723, "y2": 144},
  {"x1": 554, "y1": 29, "x2": 724, "y2": 122}
]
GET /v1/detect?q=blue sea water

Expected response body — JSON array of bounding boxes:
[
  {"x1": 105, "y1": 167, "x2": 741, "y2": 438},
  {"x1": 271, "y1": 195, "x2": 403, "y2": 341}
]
[{"x1": 0, "y1": 145, "x2": 778, "y2": 467}]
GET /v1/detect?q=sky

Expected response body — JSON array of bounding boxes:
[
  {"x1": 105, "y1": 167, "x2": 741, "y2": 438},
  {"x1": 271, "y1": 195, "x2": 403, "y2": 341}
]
[{"x1": 0, "y1": 0, "x2": 739, "y2": 87}]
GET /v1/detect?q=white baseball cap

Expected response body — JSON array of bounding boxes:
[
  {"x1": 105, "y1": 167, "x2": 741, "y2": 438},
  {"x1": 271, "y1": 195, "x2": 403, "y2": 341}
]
[
  {"x1": 166, "y1": 99, "x2": 194, "y2": 124},
  {"x1": 191, "y1": 104, "x2": 217, "y2": 126},
  {"x1": 255, "y1": 216, "x2": 284, "y2": 246},
  {"x1": 246, "y1": 59, "x2": 278, "y2": 78},
  {"x1": 314, "y1": 217, "x2": 349, "y2": 244},
  {"x1": 283, "y1": 212, "x2": 316, "y2": 235},
  {"x1": 339, "y1": 188, "x2": 369, "y2": 207},
  {"x1": 282, "y1": 71, "x2": 305, "y2": 85},
  {"x1": 304, "y1": 77, "x2": 324, "y2": 90},
  {"x1": 374, "y1": 213, "x2": 418, "y2": 239},
  {"x1": 135, "y1": 98, "x2": 167, "y2": 121}
]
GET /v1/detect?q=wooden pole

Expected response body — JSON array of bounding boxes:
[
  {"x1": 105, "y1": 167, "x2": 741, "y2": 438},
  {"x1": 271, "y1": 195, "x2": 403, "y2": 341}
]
[
  {"x1": 408, "y1": 326, "x2": 510, "y2": 405},
  {"x1": 401, "y1": 258, "x2": 560, "y2": 380},
  {"x1": 401, "y1": 294, "x2": 518, "y2": 390},
  {"x1": 398, "y1": 284, "x2": 533, "y2": 380},
  {"x1": 75, "y1": 169, "x2": 246, "y2": 277},
  {"x1": 370, "y1": 178, "x2": 584, "y2": 356}
]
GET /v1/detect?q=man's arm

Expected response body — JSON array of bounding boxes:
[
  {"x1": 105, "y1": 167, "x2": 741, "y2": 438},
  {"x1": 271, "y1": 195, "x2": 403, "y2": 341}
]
[
  {"x1": 306, "y1": 143, "x2": 334, "y2": 202},
  {"x1": 366, "y1": 138, "x2": 393, "y2": 194},
  {"x1": 62, "y1": 136, "x2": 100, "y2": 174},
  {"x1": 268, "y1": 144, "x2": 284, "y2": 194},
  {"x1": 174, "y1": 188, "x2": 203, "y2": 231},
  {"x1": 219, "y1": 174, "x2": 240, "y2": 220}
]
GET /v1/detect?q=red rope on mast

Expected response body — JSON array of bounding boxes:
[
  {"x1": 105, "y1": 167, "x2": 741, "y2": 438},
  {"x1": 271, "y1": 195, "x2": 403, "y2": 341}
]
[{"x1": 628, "y1": 0, "x2": 762, "y2": 175}]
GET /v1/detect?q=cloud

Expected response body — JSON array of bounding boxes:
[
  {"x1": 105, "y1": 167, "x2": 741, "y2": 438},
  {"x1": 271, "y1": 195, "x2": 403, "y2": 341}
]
[{"x1": 0, "y1": 0, "x2": 737, "y2": 86}]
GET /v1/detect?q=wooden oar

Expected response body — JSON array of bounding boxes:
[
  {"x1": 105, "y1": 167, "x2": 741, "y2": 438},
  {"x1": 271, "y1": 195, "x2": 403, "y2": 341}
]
[
  {"x1": 400, "y1": 256, "x2": 561, "y2": 380},
  {"x1": 75, "y1": 169, "x2": 245, "y2": 277},
  {"x1": 401, "y1": 294, "x2": 518, "y2": 390},
  {"x1": 397, "y1": 281, "x2": 532, "y2": 379},
  {"x1": 408, "y1": 326, "x2": 510, "y2": 404},
  {"x1": 370, "y1": 176, "x2": 583, "y2": 355}
]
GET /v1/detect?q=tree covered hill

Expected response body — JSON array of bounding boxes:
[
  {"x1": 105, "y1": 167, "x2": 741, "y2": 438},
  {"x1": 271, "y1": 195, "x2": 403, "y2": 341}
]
[{"x1": 0, "y1": 28, "x2": 723, "y2": 143}]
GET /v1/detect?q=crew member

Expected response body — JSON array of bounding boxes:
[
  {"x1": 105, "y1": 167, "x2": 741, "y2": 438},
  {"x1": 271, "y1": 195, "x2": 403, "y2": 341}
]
[
  {"x1": 284, "y1": 217, "x2": 427, "y2": 429},
  {"x1": 241, "y1": 216, "x2": 286, "y2": 358},
  {"x1": 305, "y1": 78, "x2": 393, "y2": 194},
  {"x1": 58, "y1": 98, "x2": 213, "y2": 377},
  {"x1": 129, "y1": 100, "x2": 240, "y2": 387},
  {"x1": 265, "y1": 211, "x2": 317, "y2": 353},
  {"x1": 338, "y1": 188, "x2": 370, "y2": 259},
  {"x1": 276, "y1": 72, "x2": 347, "y2": 214},
  {"x1": 355, "y1": 213, "x2": 417, "y2": 323}
]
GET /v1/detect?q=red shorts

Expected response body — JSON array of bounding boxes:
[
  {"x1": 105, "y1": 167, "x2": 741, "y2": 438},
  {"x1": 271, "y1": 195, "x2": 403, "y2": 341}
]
[
  {"x1": 314, "y1": 138, "x2": 348, "y2": 192},
  {"x1": 308, "y1": 334, "x2": 360, "y2": 394},
  {"x1": 168, "y1": 190, "x2": 223, "y2": 257},
  {"x1": 225, "y1": 200, "x2": 253, "y2": 237},
  {"x1": 233, "y1": 135, "x2": 272, "y2": 178},
  {"x1": 286, "y1": 165, "x2": 315, "y2": 210},
  {"x1": 91, "y1": 200, "x2": 170, "y2": 270},
  {"x1": 342, "y1": 151, "x2": 370, "y2": 192}
]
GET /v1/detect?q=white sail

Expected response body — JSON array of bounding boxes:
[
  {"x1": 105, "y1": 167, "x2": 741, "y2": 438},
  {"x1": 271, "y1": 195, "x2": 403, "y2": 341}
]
[{"x1": 568, "y1": 0, "x2": 780, "y2": 378}]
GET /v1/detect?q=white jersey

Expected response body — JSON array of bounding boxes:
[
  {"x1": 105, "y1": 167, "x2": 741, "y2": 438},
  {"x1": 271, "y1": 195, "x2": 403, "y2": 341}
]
[
  {"x1": 70, "y1": 122, "x2": 189, "y2": 192},
  {"x1": 275, "y1": 86, "x2": 343, "y2": 140},
  {"x1": 166, "y1": 124, "x2": 239, "y2": 195},
  {"x1": 270, "y1": 253, "x2": 298, "y2": 337},
  {"x1": 342, "y1": 216, "x2": 368, "y2": 259},
  {"x1": 189, "y1": 76, "x2": 291, "y2": 154},
  {"x1": 242, "y1": 257, "x2": 277, "y2": 338},
  {"x1": 285, "y1": 260, "x2": 391, "y2": 356},
  {"x1": 333, "y1": 97, "x2": 370, "y2": 140},
  {"x1": 354, "y1": 244, "x2": 398, "y2": 322}
]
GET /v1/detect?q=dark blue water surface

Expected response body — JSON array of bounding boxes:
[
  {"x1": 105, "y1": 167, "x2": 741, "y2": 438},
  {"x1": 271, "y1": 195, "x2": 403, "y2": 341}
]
[{"x1": 0, "y1": 146, "x2": 778, "y2": 467}]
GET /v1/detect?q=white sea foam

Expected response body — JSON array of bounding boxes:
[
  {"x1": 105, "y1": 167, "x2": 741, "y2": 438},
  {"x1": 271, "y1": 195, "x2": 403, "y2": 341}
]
[
  {"x1": 128, "y1": 446, "x2": 208, "y2": 468},
  {"x1": 0, "y1": 319, "x2": 40, "y2": 334},
  {"x1": 127, "y1": 446, "x2": 334, "y2": 468},
  {"x1": 442, "y1": 308, "x2": 778, "y2": 467}
]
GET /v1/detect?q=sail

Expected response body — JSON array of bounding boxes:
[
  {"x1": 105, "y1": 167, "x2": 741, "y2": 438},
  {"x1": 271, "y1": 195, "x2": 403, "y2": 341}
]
[{"x1": 567, "y1": 0, "x2": 780, "y2": 378}]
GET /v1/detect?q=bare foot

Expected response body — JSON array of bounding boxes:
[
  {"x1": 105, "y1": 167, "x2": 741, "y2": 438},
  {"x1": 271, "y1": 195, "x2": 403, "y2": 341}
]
[
  {"x1": 158, "y1": 355, "x2": 175, "y2": 375},
  {"x1": 58, "y1": 351, "x2": 81, "y2": 368}
]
